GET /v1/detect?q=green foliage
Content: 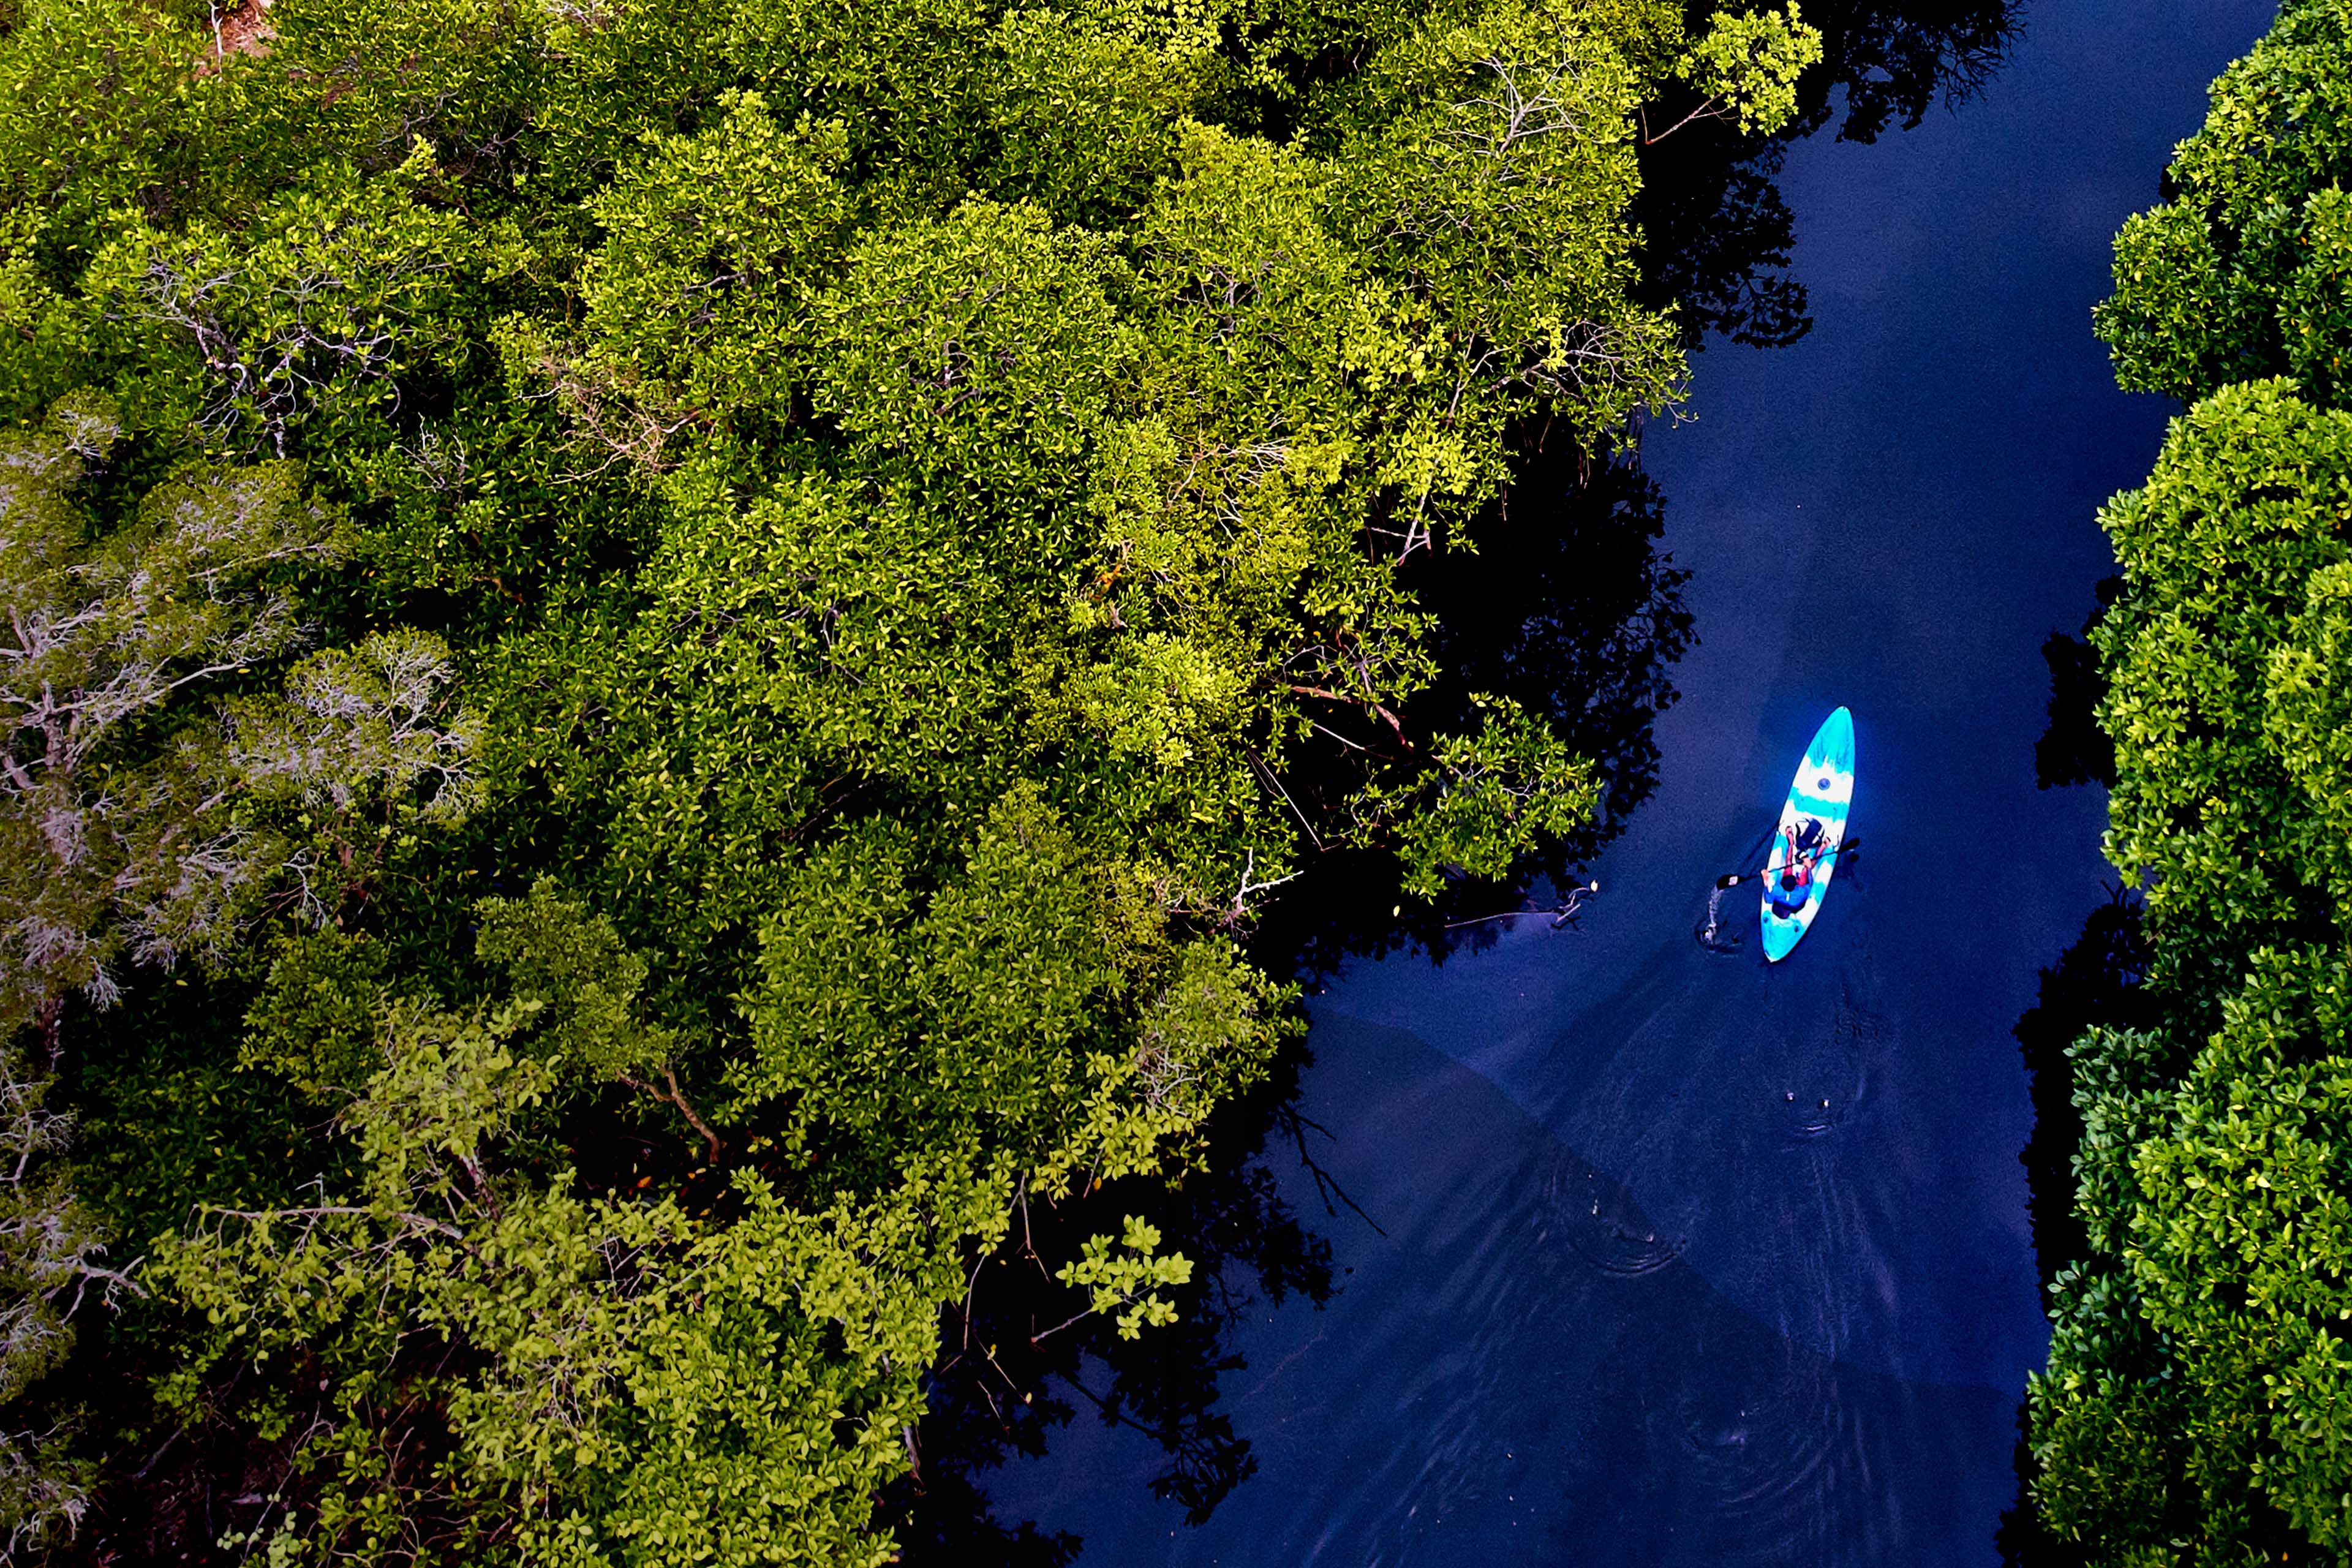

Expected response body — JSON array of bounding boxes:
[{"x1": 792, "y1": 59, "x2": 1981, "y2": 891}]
[
  {"x1": 0, "y1": 0, "x2": 1825, "y2": 1551},
  {"x1": 474, "y1": 880, "x2": 676, "y2": 1086},
  {"x1": 986, "y1": 5, "x2": 1220, "y2": 221},
  {"x1": 241, "y1": 930, "x2": 393, "y2": 1101},
  {"x1": 1055, "y1": 1214, "x2": 1196, "y2": 1338},
  {"x1": 2092, "y1": 379, "x2": 2352, "y2": 999},
  {"x1": 2097, "y1": 0, "x2": 2352, "y2": 409},
  {"x1": 0, "y1": 1043, "x2": 112, "y2": 1555},
  {"x1": 1, "y1": 394, "x2": 315, "y2": 1025},
  {"x1": 150, "y1": 918, "x2": 1183, "y2": 1566},
  {"x1": 733, "y1": 786, "x2": 1292, "y2": 1185},
  {"x1": 155, "y1": 992, "x2": 676, "y2": 1563},
  {"x1": 1678, "y1": 3, "x2": 1822, "y2": 136},
  {"x1": 0, "y1": 0, "x2": 197, "y2": 249},
  {"x1": 2266, "y1": 559, "x2": 2352, "y2": 908},
  {"x1": 78, "y1": 153, "x2": 484, "y2": 451},
  {"x1": 1355, "y1": 695, "x2": 1600, "y2": 899},
  {"x1": 2037, "y1": 950, "x2": 2352, "y2": 1559},
  {"x1": 545, "y1": 91, "x2": 851, "y2": 456},
  {"x1": 2030, "y1": 2, "x2": 2352, "y2": 1553},
  {"x1": 0, "y1": 388, "x2": 483, "y2": 1035}
]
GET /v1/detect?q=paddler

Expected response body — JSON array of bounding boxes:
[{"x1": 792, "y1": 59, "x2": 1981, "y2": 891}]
[{"x1": 1766, "y1": 818, "x2": 1826, "y2": 918}]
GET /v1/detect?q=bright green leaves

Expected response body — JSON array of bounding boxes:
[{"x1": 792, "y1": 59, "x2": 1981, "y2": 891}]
[
  {"x1": 2029, "y1": 1265, "x2": 2193, "y2": 1559},
  {"x1": 737, "y1": 788, "x2": 1152, "y2": 1159},
  {"x1": 564, "y1": 1169, "x2": 981, "y2": 1568},
  {"x1": 1053, "y1": 632, "x2": 1253, "y2": 769},
  {"x1": 1131, "y1": 124, "x2": 1392, "y2": 477},
  {"x1": 341, "y1": 998, "x2": 558, "y2": 1196},
  {"x1": 195, "y1": 0, "x2": 557, "y2": 199},
  {"x1": 240, "y1": 930, "x2": 393, "y2": 1102},
  {"x1": 728, "y1": 820, "x2": 923, "y2": 1138},
  {"x1": 1325, "y1": 0, "x2": 1687, "y2": 447},
  {"x1": 733, "y1": 787, "x2": 1288, "y2": 1183},
  {"x1": 717, "y1": 0, "x2": 1000, "y2": 213},
  {"x1": 154, "y1": 992, "x2": 677, "y2": 1564},
  {"x1": 2038, "y1": 8, "x2": 2352, "y2": 1548},
  {"x1": 574, "y1": 467, "x2": 1015, "y2": 942},
  {"x1": 160, "y1": 960, "x2": 1015, "y2": 1566},
  {"x1": 2165, "y1": 0, "x2": 2352, "y2": 233},
  {"x1": 818, "y1": 200, "x2": 1137, "y2": 500},
  {"x1": 1124, "y1": 937, "x2": 1288, "y2": 1130},
  {"x1": 240, "y1": 883, "x2": 682, "y2": 1106},
  {"x1": 2035, "y1": 949, "x2": 2352, "y2": 1558},
  {"x1": 2281, "y1": 187, "x2": 2352, "y2": 407},
  {"x1": 510, "y1": 0, "x2": 1694, "y2": 1007},
  {"x1": 1056, "y1": 1214, "x2": 1196, "y2": 1339},
  {"x1": 475, "y1": 879, "x2": 678, "y2": 1086},
  {"x1": 2097, "y1": 0, "x2": 2352, "y2": 409},
  {"x1": 2093, "y1": 380, "x2": 2352, "y2": 992},
  {"x1": 2098, "y1": 187, "x2": 2352, "y2": 408},
  {"x1": 545, "y1": 94, "x2": 853, "y2": 462},
  {"x1": 0, "y1": 0, "x2": 197, "y2": 249},
  {"x1": 2126, "y1": 949, "x2": 2352, "y2": 1549},
  {"x1": 2100, "y1": 198, "x2": 2269, "y2": 401},
  {"x1": 1355, "y1": 697, "x2": 1598, "y2": 899},
  {"x1": 987, "y1": 8, "x2": 1218, "y2": 222},
  {"x1": 81, "y1": 156, "x2": 478, "y2": 452},
  {"x1": 0, "y1": 211, "x2": 90, "y2": 424},
  {"x1": 2266, "y1": 560, "x2": 2352, "y2": 905},
  {"x1": 1676, "y1": 5, "x2": 1823, "y2": 138}
]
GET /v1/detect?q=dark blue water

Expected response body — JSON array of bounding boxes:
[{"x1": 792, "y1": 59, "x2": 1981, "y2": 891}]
[{"x1": 984, "y1": 3, "x2": 2278, "y2": 1561}]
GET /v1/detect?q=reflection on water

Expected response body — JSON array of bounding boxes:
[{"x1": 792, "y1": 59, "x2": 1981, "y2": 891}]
[
  {"x1": 1991, "y1": 888, "x2": 2150, "y2": 1567},
  {"x1": 1635, "y1": 0, "x2": 2021, "y2": 354},
  {"x1": 2033, "y1": 578, "x2": 2122, "y2": 793}
]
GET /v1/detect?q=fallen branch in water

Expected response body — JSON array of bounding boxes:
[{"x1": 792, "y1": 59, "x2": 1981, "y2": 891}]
[{"x1": 1442, "y1": 880, "x2": 1600, "y2": 930}]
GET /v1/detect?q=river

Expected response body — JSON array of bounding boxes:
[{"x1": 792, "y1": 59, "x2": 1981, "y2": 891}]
[{"x1": 976, "y1": 2, "x2": 2279, "y2": 1561}]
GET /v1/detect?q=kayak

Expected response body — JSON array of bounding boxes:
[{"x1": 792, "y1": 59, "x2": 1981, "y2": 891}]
[{"x1": 1760, "y1": 706, "x2": 1855, "y2": 962}]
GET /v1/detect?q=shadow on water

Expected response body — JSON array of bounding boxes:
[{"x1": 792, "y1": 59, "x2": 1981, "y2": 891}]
[
  {"x1": 902, "y1": 6, "x2": 2026, "y2": 1561},
  {"x1": 889, "y1": 1044, "x2": 1337, "y2": 1565},
  {"x1": 2032, "y1": 580, "x2": 2120, "y2": 793},
  {"x1": 1991, "y1": 594, "x2": 2151, "y2": 1567},
  {"x1": 1251, "y1": 443, "x2": 1695, "y2": 977},
  {"x1": 1988, "y1": 886, "x2": 2149, "y2": 1568},
  {"x1": 891, "y1": 397, "x2": 1698, "y2": 1568}
]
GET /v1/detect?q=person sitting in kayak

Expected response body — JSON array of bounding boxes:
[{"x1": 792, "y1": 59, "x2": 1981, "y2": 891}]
[{"x1": 1767, "y1": 819, "x2": 1826, "y2": 918}]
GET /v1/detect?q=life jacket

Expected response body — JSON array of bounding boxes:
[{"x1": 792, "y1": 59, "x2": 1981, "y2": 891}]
[{"x1": 1768, "y1": 859, "x2": 1813, "y2": 915}]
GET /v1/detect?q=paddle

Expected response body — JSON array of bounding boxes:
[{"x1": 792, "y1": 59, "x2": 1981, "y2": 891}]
[{"x1": 1714, "y1": 837, "x2": 1861, "y2": 890}]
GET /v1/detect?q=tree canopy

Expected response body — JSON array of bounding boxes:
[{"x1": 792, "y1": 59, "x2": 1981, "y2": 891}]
[
  {"x1": 2027, "y1": 2, "x2": 2352, "y2": 1557},
  {"x1": 0, "y1": 0, "x2": 1833, "y2": 1558}
]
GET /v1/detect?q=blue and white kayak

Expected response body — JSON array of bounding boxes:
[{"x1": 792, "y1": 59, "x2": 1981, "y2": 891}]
[{"x1": 1760, "y1": 706, "x2": 1855, "y2": 963}]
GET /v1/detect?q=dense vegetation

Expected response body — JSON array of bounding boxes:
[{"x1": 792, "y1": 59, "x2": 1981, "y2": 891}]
[
  {"x1": 2024, "y1": 1, "x2": 2352, "y2": 1558},
  {"x1": 0, "y1": 0, "x2": 1848, "y2": 1558}
]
